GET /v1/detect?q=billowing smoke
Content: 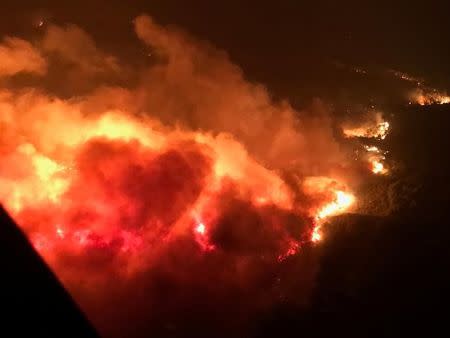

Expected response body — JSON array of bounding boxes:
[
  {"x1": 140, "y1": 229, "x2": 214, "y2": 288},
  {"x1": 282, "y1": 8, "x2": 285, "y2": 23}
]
[
  {"x1": 0, "y1": 37, "x2": 47, "y2": 77},
  {"x1": 0, "y1": 14, "x2": 382, "y2": 338},
  {"x1": 42, "y1": 23, "x2": 121, "y2": 75}
]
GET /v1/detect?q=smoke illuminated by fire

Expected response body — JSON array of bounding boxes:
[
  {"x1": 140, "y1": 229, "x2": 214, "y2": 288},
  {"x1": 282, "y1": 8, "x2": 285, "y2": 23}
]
[{"x1": 0, "y1": 13, "x2": 389, "y2": 338}]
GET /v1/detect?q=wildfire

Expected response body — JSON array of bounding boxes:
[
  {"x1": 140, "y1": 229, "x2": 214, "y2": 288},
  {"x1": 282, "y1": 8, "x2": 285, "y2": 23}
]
[
  {"x1": 409, "y1": 88, "x2": 450, "y2": 105},
  {"x1": 388, "y1": 69, "x2": 423, "y2": 86},
  {"x1": 0, "y1": 91, "x2": 360, "y2": 269},
  {"x1": 371, "y1": 160, "x2": 385, "y2": 174},
  {"x1": 363, "y1": 145, "x2": 388, "y2": 175},
  {"x1": 342, "y1": 113, "x2": 390, "y2": 140},
  {"x1": 342, "y1": 112, "x2": 391, "y2": 175},
  {"x1": 303, "y1": 186, "x2": 355, "y2": 243},
  {"x1": 302, "y1": 176, "x2": 356, "y2": 230},
  {"x1": 316, "y1": 190, "x2": 355, "y2": 220},
  {"x1": 311, "y1": 224, "x2": 322, "y2": 243},
  {"x1": 193, "y1": 221, "x2": 215, "y2": 252},
  {"x1": 0, "y1": 12, "x2": 404, "y2": 338},
  {"x1": 0, "y1": 17, "x2": 376, "y2": 336},
  {"x1": 343, "y1": 120, "x2": 389, "y2": 140}
]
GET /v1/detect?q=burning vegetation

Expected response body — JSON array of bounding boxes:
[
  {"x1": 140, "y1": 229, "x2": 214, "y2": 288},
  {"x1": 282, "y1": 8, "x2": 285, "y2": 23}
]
[
  {"x1": 341, "y1": 111, "x2": 391, "y2": 175},
  {"x1": 0, "y1": 14, "x2": 392, "y2": 338},
  {"x1": 409, "y1": 88, "x2": 450, "y2": 105}
]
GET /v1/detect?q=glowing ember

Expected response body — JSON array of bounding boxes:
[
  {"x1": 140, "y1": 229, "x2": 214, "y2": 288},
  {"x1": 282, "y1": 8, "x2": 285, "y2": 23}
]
[
  {"x1": 56, "y1": 226, "x2": 65, "y2": 239},
  {"x1": 195, "y1": 222, "x2": 206, "y2": 235},
  {"x1": 364, "y1": 145, "x2": 380, "y2": 152},
  {"x1": 388, "y1": 69, "x2": 423, "y2": 86},
  {"x1": 277, "y1": 241, "x2": 300, "y2": 261},
  {"x1": 193, "y1": 221, "x2": 215, "y2": 252},
  {"x1": 311, "y1": 224, "x2": 322, "y2": 243},
  {"x1": 371, "y1": 160, "x2": 385, "y2": 174}
]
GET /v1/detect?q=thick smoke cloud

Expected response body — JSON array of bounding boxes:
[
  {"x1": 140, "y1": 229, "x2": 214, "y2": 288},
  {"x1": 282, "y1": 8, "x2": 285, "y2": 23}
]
[
  {"x1": 42, "y1": 24, "x2": 120, "y2": 75},
  {"x1": 0, "y1": 14, "x2": 372, "y2": 338},
  {"x1": 132, "y1": 15, "x2": 346, "y2": 173}
]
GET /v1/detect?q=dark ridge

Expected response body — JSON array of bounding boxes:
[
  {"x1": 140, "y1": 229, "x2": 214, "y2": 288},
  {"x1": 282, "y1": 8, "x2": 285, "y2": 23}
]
[
  {"x1": 256, "y1": 212, "x2": 449, "y2": 337},
  {"x1": 0, "y1": 205, "x2": 100, "y2": 338},
  {"x1": 388, "y1": 103, "x2": 450, "y2": 176}
]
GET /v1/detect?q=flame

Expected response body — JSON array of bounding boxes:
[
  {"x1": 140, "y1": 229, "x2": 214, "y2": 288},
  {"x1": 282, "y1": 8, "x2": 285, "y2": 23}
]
[
  {"x1": 302, "y1": 187, "x2": 355, "y2": 244},
  {"x1": 0, "y1": 13, "x2": 400, "y2": 337},
  {"x1": 316, "y1": 190, "x2": 355, "y2": 220},
  {"x1": 409, "y1": 89, "x2": 450, "y2": 105},
  {"x1": 342, "y1": 113, "x2": 391, "y2": 176},
  {"x1": 1, "y1": 104, "x2": 357, "y2": 264},
  {"x1": 343, "y1": 121, "x2": 389, "y2": 140},
  {"x1": 302, "y1": 177, "x2": 356, "y2": 237},
  {"x1": 56, "y1": 226, "x2": 65, "y2": 239},
  {"x1": 371, "y1": 160, "x2": 385, "y2": 174},
  {"x1": 342, "y1": 113, "x2": 390, "y2": 140},
  {"x1": 195, "y1": 222, "x2": 206, "y2": 235},
  {"x1": 193, "y1": 221, "x2": 215, "y2": 252},
  {"x1": 387, "y1": 70, "x2": 450, "y2": 105},
  {"x1": 364, "y1": 145, "x2": 380, "y2": 152},
  {"x1": 277, "y1": 240, "x2": 300, "y2": 261},
  {"x1": 311, "y1": 224, "x2": 322, "y2": 243},
  {"x1": 363, "y1": 145, "x2": 388, "y2": 175}
]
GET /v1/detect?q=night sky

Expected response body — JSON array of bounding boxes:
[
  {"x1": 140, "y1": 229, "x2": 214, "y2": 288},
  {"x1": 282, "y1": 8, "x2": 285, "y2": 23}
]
[{"x1": 3, "y1": 1, "x2": 450, "y2": 101}]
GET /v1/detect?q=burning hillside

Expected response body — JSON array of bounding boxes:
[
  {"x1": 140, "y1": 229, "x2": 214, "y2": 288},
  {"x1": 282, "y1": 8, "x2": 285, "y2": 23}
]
[{"x1": 0, "y1": 14, "x2": 394, "y2": 338}]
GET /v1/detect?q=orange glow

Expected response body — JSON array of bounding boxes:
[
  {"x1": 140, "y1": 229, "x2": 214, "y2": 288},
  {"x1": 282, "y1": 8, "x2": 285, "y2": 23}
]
[
  {"x1": 364, "y1": 145, "x2": 388, "y2": 175},
  {"x1": 277, "y1": 241, "x2": 300, "y2": 261},
  {"x1": 371, "y1": 160, "x2": 385, "y2": 174},
  {"x1": 342, "y1": 112, "x2": 390, "y2": 140},
  {"x1": 311, "y1": 224, "x2": 322, "y2": 243},
  {"x1": 0, "y1": 13, "x2": 400, "y2": 337},
  {"x1": 301, "y1": 177, "x2": 356, "y2": 242},
  {"x1": 316, "y1": 190, "x2": 355, "y2": 220},
  {"x1": 193, "y1": 221, "x2": 215, "y2": 252},
  {"x1": 343, "y1": 114, "x2": 391, "y2": 176},
  {"x1": 195, "y1": 222, "x2": 206, "y2": 235},
  {"x1": 343, "y1": 120, "x2": 389, "y2": 140},
  {"x1": 56, "y1": 227, "x2": 65, "y2": 239},
  {"x1": 409, "y1": 89, "x2": 450, "y2": 106},
  {"x1": 0, "y1": 14, "x2": 366, "y2": 285}
]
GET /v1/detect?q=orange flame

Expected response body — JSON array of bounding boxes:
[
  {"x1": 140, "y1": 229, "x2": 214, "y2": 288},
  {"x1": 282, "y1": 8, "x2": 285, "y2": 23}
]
[
  {"x1": 364, "y1": 145, "x2": 388, "y2": 175},
  {"x1": 343, "y1": 120, "x2": 390, "y2": 140},
  {"x1": 409, "y1": 89, "x2": 450, "y2": 106},
  {"x1": 316, "y1": 190, "x2": 355, "y2": 220}
]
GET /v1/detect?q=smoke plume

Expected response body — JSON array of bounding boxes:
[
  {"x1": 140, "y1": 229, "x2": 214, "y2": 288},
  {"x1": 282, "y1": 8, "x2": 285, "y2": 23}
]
[
  {"x1": 0, "y1": 14, "x2": 385, "y2": 338},
  {"x1": 0, "y1": 37, "x2": 47, "y2": 77}
]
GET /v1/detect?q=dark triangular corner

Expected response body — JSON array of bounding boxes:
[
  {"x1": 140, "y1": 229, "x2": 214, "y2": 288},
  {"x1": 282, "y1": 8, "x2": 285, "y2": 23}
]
[{"x1": 0, "y1": 205, "x2": 100, "y2": 338}]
